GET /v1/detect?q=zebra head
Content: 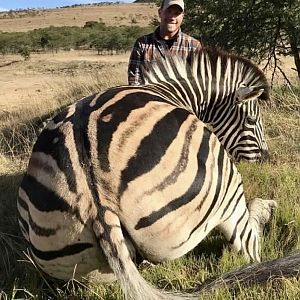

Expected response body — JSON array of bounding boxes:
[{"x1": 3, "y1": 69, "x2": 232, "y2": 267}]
[{"x1": 215, "y1": 84, "x2": 270, "y2": 162}]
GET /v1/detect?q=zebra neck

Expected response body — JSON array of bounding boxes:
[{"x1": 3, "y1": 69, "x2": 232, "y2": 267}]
[
  {"x1": 146, "y1": 82, "x2": 201, "y2": 117},
  {"x1": 146, "y1": 82, "x2": 232, "y2": 125}
]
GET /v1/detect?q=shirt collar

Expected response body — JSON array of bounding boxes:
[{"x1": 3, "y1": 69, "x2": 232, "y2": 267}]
[{"x1": 153, "y1": 26, "x2": 182, "y2": 43}]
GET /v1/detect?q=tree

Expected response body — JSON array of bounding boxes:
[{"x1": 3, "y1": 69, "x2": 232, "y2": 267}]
[
  {"x1": 40, "y1": 33, "x2": 50, "y2": 49},
  {"x1": 91, "y1": 33, "x2": 110, "y2": 55},
  {"x1": 183, "y1": 0, "x2": 300, "y2": 82},
  {"x1": 18, "y1": 45, "x2": 31, "y2": 61}
]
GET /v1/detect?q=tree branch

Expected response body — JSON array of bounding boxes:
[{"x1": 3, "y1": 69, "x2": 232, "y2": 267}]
[{"x1": 277, "y1": 65, "x2": 292, "y2": 85}]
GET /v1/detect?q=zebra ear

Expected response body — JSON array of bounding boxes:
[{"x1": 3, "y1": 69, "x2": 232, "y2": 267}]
[{"x1": 236, "y1": 86, "x2": 264, "y2": 103}]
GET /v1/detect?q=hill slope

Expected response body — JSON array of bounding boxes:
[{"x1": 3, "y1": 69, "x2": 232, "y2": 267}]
[{"x1": 0, "y1": 3, "x2": 157, "y2": 32}]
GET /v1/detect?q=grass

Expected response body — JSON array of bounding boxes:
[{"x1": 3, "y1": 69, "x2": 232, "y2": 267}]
[{"x1": 0, "y1": 73, "x2": 299, "y2": 299}]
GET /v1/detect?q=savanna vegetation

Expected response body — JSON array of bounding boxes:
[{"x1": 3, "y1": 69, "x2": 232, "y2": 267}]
[
  {"x1": 0, "y1": 22, "x2": 152, "y2": 59},
  {"x1": 0, "y1": 1, "x2": 299, "y2": 300}
]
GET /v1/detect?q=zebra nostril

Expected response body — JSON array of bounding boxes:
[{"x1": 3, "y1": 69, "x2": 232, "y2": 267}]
[{"x1": 260, "y1": 149, "x2": 270, "y2": 162}]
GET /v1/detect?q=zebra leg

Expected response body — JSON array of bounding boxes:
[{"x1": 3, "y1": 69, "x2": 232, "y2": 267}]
[{"x1": 217, "y1": 198, "x2": 277, "y2": 262}]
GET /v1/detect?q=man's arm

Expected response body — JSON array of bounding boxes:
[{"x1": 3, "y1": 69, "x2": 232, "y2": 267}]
[{"x1": 128, "y1": 39, "x2": 144, "y2": 86}]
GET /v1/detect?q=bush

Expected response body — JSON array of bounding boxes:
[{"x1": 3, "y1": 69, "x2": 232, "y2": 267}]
[{"x1": 18, "y1": 45, "x2": 31, "y2": 60}]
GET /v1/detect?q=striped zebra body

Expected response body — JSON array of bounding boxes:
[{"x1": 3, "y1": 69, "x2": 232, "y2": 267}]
[{"x1": 18, "y1": 49, "x2": 276, "y2": 299}]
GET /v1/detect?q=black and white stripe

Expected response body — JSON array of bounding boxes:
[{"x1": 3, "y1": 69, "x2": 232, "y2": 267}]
[
  {"x1": 18, "y1": 48, "x2": 276, "y2": 299},
  {"x1": 143, "y1": 47, "x2": 270, "y2": 162}
]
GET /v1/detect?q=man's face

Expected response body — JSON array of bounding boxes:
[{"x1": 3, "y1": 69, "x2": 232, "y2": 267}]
[{"x1": 159, "y1": 5, "x2": 184, "y2": 36}]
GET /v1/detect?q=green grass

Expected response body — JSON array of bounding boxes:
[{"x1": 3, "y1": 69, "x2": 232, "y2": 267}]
[{"x1": 0, "y1": 81, "x2": 299, "y2": 299}]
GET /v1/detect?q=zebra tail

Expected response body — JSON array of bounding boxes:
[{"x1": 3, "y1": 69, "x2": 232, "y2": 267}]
[
  {"x1": 92, "y1": 209, "x2": 198, "y2": 300},
  {"x1": 196, "y1": 251, "x2": 300, "y2": 293}
]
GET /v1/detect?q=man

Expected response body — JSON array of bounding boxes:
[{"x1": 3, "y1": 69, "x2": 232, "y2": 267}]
[{"x1": 128, "y1": 0, "x2": 202, "y2": 85}]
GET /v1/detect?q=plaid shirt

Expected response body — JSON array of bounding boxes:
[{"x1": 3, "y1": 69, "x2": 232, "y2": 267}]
[{"x1": 128, "y1": 27, "x2": 203, "y2": 85}]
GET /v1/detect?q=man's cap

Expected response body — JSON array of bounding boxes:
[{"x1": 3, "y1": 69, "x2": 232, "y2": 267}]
[{"x1": 161, "y1": 0, "x2": 184, "y2": 11}]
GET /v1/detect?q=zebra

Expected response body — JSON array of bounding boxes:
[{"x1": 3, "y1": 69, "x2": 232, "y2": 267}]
[{"x1": 18, "y1": 48, "x2": 278, "y2": 299}]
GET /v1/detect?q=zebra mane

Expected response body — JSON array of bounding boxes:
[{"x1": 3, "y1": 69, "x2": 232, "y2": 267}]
[{"x1": 142, "y1": 47, "x2": 269, "y2": 101}]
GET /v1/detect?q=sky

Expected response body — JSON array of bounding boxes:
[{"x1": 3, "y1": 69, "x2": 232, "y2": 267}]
[{"x1": 0, "y1": 0, "x2": 134, "y2": 12}]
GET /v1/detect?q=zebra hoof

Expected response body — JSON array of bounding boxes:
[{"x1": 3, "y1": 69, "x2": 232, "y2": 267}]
[{"x1": 248, "y1": 198, "x2": 277, "y2": 233}]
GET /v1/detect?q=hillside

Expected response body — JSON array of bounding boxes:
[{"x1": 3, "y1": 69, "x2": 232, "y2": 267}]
[{"x1": 0, "y1": 3, "x2": 158, "y2": 32}]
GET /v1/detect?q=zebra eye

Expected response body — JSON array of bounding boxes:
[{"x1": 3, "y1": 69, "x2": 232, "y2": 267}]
[{"x1": 246, "y1": 116, "x2": 257, "y2": 125}]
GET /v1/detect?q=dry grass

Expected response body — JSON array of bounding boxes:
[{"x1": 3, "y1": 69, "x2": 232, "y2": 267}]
[
  {"x1": 0, "y1": 3, "x2": 158, "y2": 32},
  {"x1": 0, "y1": 50, "x2": 129, "y2": 114},
  {"x1": 263, "y1": 86, "x2": 300, "y2": 167}
]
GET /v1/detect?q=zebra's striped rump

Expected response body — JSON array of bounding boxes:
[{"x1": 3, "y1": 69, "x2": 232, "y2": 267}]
[{"x1": 18, "y1": 50, "x2": 276, "y2": 299}]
